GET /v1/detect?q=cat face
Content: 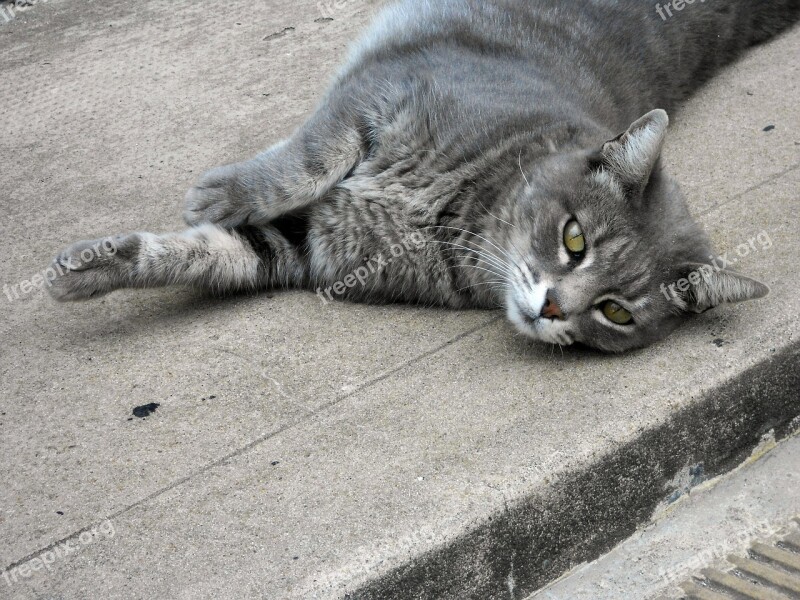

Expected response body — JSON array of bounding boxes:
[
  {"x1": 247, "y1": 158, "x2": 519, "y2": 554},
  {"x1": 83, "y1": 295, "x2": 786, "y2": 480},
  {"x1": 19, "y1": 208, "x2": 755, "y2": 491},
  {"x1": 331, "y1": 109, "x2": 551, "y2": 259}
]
[{"x1": 499, "y1": 110, "x2": 768, "y2": 352}]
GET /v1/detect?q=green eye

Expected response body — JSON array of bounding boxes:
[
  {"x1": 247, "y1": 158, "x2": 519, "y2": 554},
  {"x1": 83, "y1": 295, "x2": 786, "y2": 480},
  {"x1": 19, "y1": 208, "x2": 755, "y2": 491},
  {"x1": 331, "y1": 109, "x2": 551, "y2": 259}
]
[
  {"x1": 564, "y1": 220, "x2": 586, "y2": 255},
  {"x1": 602, "y1": 301, "x2": 634, "y2": 325}
]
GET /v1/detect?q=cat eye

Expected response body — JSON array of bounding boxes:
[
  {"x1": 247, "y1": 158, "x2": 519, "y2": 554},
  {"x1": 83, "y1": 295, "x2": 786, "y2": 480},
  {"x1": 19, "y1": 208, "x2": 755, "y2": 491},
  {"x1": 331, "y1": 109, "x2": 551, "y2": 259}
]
[
  {"x1": 563, "y1": 220, "x2": 586, "y2": 256},
  {"x1": 602, "y1": 301, "x2": 634, "y2": 325}
]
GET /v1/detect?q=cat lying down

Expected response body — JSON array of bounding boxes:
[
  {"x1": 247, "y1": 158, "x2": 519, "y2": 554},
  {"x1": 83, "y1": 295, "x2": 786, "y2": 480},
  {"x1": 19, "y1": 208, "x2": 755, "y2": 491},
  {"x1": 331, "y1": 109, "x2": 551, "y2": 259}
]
[{"x1": 47, "y1": 0, "x2": 799, "y2": 352}]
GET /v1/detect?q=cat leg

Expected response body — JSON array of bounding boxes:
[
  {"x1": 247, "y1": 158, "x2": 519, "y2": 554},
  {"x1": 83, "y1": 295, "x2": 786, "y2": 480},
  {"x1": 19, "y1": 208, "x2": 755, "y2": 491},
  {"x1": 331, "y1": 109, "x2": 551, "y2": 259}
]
[
  {"x1": 184, "y1": 97, "x2": 372, "y2": 229},
  {"x1": 47, "y1": 224, "x2": 304, "y2": 301}
]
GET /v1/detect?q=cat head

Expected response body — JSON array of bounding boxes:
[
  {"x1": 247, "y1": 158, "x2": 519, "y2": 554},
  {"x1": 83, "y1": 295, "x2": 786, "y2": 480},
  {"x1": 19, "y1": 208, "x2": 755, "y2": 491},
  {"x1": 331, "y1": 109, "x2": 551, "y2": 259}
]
[{"x1": 498, "y1": 109, "x2": 769, "y2": 352}]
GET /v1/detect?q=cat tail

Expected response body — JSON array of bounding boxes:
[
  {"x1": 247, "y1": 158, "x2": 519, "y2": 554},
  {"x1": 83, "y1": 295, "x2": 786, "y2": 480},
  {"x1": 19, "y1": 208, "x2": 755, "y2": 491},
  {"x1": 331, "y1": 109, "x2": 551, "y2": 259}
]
[{"x1": 46, "y1": 224, "x2": 305, "y2": 302}]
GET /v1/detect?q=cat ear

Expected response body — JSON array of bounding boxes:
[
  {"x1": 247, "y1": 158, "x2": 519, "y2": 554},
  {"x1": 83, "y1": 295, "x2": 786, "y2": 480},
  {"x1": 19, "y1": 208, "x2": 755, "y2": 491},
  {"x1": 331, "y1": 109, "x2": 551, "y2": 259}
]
[
  {"x1": 668, "y1": 263, "x2": 770, "y2": 314},
  {"x1": 601, "y1": 109, "x2": 669, "y2": 195}
]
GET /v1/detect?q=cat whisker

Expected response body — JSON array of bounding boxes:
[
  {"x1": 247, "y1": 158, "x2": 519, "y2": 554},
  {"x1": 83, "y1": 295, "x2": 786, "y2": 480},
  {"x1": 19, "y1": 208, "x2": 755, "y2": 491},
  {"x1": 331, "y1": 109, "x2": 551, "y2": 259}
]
[
  {"x1": 477, "y1": 199, "x2": 514, "y2": 229},
  {"x1": 440, "y1": 247, "x2": 517, "y2": 282},
  {"x1": 448, "y1": 262, "x2": 514, "y2": 283},
  {"x1": 518, "y1": 149, "x2": 531, "y2": 188},
  {"x1": 456, "y1": 280, "x2": 508, "y2": 293},
  {"x1": 429, "y1": 225, "x2": 531, "y2": 289},
  {"x1": 454, "y1": 253, "x2": 515, "y2": 280},
  {"x1": 451, "y1": 262, "x2": 515, "y2": 286},
  {"x1": 432, "y1": 243, "x2": 521, "y2": 290},
  {"x1": 461, "y1": 261, "x2": 514, "y2": 281},
  {"x1": 441, "y1": 253, "x2": 517, "y2": 287},
  {"x1": 425, "y1": 232, "x2": 511, "y2": 265},
  {"x1": 429, "y1": 240, "x2": 514, "y2": 277},
  {"x1": 450, "y1": 263, "x2": 516, "y2": 289},
  {"x1": 427, "y1": 228, "x2": 517, "y2": 270},
  {"x1": 428, "y1": 226, "x2": 518, "y2": 268},
  {"x1": 493, "y1": 234, "x2": 529, "y2": 277}
]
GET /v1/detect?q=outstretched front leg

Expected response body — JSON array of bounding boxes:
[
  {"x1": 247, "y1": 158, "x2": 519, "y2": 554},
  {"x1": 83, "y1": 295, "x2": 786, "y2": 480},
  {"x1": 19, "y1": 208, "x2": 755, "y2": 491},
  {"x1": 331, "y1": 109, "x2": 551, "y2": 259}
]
[
  {"x1": 185, "y1": 86, "x2": 375, "y2": 229},
  {"x1": 47, "y1": 224, "x2": 305, "y2": 301}
]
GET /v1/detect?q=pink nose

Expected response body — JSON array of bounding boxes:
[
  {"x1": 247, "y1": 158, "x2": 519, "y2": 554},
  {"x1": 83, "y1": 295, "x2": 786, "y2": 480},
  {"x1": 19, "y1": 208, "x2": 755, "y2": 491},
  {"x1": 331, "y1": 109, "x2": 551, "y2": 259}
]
[{"x1": 540, "y1": 291, "x2": 563, "y2": 320}]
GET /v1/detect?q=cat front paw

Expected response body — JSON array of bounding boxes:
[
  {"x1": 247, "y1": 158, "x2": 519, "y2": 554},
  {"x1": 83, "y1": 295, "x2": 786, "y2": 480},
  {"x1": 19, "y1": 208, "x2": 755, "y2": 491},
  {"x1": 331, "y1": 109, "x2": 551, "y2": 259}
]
[
  {"x1": 184, "y1": 163, "x2": 260, "y2": 228},
  {"x1": 47, "y1": 235, "x2": 137, "y2": 302}
]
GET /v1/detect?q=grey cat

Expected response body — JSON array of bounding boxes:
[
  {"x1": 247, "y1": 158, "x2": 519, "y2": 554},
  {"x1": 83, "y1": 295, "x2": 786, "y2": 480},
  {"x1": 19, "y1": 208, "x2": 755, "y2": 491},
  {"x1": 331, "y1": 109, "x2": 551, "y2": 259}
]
[{"x1": 47, "y1": 0, "x2": 799, "y2": 352}]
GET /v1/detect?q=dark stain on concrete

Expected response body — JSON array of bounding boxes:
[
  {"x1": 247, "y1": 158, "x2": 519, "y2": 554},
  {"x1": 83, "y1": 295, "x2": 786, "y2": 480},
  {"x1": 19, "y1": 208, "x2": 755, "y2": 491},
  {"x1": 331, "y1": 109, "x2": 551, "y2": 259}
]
[
  {"x1": 264, "y1": 27, "x2": 295, "y2": 41},
  {"x1": 132, "y1": 403, "x2": 160, "y2": 419}
]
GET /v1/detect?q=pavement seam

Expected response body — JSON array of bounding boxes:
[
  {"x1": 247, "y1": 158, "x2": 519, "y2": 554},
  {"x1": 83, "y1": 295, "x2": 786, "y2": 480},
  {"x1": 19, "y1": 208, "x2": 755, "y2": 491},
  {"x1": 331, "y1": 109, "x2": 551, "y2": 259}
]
[
  {"x1": 1, "y1": 314, "x2": 503, "y2": 572},
  {"x1": 696, "y1": 162, "x2": 800, "y2": 218}
]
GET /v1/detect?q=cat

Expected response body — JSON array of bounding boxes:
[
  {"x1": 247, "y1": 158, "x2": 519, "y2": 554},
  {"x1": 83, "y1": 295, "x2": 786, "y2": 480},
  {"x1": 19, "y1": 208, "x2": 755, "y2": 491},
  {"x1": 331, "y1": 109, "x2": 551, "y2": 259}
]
[{"x1": 46, "y1": 0, "x2": 800, "y2": 352}]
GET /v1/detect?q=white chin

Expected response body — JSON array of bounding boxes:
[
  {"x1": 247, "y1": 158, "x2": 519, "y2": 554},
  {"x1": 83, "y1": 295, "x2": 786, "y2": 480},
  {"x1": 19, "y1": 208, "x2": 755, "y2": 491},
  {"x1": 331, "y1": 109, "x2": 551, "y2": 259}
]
[
  {"x1": 507, "y1": 296, "x2": 575, "y2": 346},
  {"x1": 518, "y1": 321, "x2": 575, "y2": 346}
]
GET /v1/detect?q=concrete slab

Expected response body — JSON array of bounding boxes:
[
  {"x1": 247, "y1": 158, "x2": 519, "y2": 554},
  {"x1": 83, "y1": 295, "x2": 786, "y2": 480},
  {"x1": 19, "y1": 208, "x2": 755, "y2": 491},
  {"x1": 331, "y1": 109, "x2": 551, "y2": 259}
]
[{"x1": 1, "y1": 1, "x2": 799, "y2": 599}]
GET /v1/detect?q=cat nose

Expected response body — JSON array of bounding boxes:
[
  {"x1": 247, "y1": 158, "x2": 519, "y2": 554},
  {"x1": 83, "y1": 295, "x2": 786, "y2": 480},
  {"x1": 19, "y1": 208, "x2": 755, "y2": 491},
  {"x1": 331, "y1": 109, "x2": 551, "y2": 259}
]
[{"x1": 540, "y1": 290, "x2": 564, "y2": 320}]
